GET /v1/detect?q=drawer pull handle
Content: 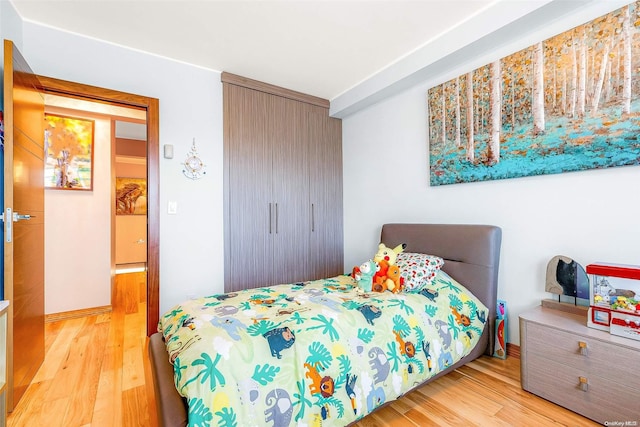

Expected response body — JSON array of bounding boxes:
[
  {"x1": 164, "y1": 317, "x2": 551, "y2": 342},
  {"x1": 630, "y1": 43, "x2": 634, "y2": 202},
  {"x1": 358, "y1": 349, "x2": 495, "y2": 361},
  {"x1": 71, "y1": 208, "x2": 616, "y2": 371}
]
[
  {"x1": 578, "y1": 341, "x2": 588, "y2": 356},
  {"x1": 578, "y1": 376, "x2": 588, "y2": 392}
]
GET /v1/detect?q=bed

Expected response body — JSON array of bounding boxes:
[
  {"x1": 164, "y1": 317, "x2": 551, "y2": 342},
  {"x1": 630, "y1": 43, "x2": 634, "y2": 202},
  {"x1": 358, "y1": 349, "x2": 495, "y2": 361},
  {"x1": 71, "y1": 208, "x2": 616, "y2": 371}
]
[{"x1": 148, "y1": 223, "x2": 502, "y2": 427}]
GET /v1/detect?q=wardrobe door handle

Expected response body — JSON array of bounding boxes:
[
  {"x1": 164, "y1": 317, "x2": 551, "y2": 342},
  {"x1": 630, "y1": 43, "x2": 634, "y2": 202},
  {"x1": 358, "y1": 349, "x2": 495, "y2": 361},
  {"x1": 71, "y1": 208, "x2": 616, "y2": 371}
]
[
  {"x1": 275, "y1": 203, "x2": 279, "y2": 234},
  {"x1": 311, "y1": 203, "x2": 315, "y2": 232},
  {"x1": 269, "y1": 203, "x2": 272, "y2": 234}
]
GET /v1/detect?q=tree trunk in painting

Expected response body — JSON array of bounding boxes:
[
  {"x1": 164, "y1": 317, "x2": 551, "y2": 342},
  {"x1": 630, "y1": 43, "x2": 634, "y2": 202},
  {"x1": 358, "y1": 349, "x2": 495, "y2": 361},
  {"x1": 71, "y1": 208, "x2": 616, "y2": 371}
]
[
  {"x1": 466, "y1": 71, "x2": 475, "y2": 163},
  {"x1": 592, "y1": 40, "x2": 611, "y2": 115},
  {"x1": 511, "y1": 77, "x2": 516, "y2": 132},
  {"x1": 604, "y1": 60, "x2": 612, "y2": 105},
  {"x1": 441, "y1": 84, "x2": 447, "y2": 144},
  {"x1": 577, "y1": 28, "x2": 587, "y2": 117},
  {"x1": 622, "y1": 4, "x2": 632, "y2": 115},
  {"x1": 455, "y1": 76, "x2": 461, "y2": 147},
  {"x1": 561, "y1": 69, "x2": 567, "y2": 115},
  {"x1": 489, "y1": 60, "x2": 501, "y2": 164},
  {"x1": 533, "y1": 41, "x2": 545, "y2": 135},
  {"x1": 570, "y1": 37, "x2": 577, "y2": 118}
]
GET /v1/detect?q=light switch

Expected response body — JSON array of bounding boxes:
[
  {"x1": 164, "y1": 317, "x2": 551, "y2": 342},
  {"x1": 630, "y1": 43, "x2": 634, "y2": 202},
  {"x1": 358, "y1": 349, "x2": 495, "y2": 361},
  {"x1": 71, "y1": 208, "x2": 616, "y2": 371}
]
[{"x1": 168, "y1": 201, "x2": 177, "y2": 215}]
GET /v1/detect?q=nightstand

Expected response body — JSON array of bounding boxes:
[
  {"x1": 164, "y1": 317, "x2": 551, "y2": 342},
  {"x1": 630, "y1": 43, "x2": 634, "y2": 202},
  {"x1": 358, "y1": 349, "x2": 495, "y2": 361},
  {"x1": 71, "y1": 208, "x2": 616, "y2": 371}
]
[{"x1": 520, "y1": 305, "x2": 640, "y2": 424}]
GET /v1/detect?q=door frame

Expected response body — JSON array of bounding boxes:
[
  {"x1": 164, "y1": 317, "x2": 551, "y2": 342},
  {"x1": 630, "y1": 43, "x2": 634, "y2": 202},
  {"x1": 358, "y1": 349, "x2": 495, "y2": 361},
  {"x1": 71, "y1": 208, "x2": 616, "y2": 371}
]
[{"x1": 37, "y1": 75, "x2": 160, "y2": 335}]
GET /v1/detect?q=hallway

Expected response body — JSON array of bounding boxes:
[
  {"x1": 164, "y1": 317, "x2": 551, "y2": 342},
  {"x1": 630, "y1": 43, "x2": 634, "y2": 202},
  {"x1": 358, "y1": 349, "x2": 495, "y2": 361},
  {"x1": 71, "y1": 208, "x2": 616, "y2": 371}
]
[{"x1": 7, "y1": 272, "x2": 153, "y2": 426}]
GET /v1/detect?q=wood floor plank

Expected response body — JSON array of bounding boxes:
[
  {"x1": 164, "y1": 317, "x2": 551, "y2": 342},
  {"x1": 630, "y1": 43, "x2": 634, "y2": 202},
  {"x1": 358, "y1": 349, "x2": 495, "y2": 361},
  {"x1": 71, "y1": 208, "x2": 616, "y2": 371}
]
[
  {"x1": 61, "y1": 320, "x2": 109, "y2": 426},
  {"x1": 33, "y1": 317, "x2": 89, "y2": 383},
  {"x1": 38, "y1": 397, "x2": 70, "y2": 427},
  {"x1": 122, "y1": 386, "x2": 150, "y2": 427},
  {"x1": 91, "y1": 307, "x2": 125, "y2": 426},
  {"x1": 122, "y1": 311, "x2": 146, "y2": 391}
]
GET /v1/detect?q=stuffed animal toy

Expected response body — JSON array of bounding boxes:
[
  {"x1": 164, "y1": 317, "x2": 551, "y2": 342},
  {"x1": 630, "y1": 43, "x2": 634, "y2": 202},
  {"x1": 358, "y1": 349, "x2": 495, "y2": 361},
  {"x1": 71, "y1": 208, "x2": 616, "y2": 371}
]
[
  {"x1": 374, "y1": 243, "x2": 407, "y2": 266},
  {"x1": 385, "y1": 264, "x2": 404, "y2": 293},
  {"x1": 373, "y1": 259, "x2": 389, "y2": 288},
  {"x1": 372, "y1": 281, "x2": 388, "y2": 293},
  {"x1": 355, "y1": 260, "x2": 378, "y2": 293},
  {"x1": 351, "y1": 265, "x2": 360, "y2": 279},
  {"x1": 372, "y1": 262, "x2": 403, "y2": 293}
]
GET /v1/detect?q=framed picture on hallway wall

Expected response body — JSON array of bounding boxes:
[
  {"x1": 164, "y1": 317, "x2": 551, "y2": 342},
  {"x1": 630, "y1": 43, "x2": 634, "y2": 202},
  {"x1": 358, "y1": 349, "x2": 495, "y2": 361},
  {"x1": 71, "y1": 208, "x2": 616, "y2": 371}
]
[
  {"x1": 115, "y1": 177, "x2": 147, "y2": 215},
  {"x1": 44, "y1": 113, "x2": 95, "y2": 190}
]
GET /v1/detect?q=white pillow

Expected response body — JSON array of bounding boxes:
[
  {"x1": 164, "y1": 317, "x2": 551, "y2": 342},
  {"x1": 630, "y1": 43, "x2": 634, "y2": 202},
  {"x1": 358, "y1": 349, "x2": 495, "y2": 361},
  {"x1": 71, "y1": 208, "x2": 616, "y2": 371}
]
[{"x1": 395, "y1": 252, "x2": 445, "y2": 292}]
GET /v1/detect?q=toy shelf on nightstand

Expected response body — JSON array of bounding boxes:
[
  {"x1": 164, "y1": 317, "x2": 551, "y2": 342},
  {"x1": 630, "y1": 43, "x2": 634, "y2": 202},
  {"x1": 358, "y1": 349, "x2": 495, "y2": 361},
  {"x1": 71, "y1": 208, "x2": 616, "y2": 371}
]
[{"x1": 587, "y1": 263, "x2": 640, "y2": 342}]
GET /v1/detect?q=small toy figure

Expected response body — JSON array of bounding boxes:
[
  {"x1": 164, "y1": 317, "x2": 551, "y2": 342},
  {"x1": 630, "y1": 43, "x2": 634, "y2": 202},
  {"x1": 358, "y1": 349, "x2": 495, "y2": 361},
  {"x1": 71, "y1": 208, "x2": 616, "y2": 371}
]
[{"x1": 355, "y1": 260, "x2": 378, "y2": 293}]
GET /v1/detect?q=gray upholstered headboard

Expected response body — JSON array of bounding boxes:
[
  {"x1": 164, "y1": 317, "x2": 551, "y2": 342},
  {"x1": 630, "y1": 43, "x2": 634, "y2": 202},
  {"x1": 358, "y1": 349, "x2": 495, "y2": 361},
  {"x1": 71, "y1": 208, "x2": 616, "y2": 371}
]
[{"x1": 380, "y1": 223, "x2": 502, "y2": 356}]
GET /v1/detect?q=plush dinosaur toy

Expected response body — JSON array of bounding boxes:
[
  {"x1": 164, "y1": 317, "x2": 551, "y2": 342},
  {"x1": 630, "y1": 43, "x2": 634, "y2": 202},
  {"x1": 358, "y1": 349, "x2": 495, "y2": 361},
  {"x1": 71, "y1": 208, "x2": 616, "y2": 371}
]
[{"x1": 354, "y1": 260, "x2": 378, "y2": 293}]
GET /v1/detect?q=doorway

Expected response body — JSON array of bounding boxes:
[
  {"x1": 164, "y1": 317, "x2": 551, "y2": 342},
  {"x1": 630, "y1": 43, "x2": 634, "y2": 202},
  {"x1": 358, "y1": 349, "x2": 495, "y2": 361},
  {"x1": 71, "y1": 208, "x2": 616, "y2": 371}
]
[
  {"x1": 37, "y1": 75, "x2": 160, "y2": 335},
  {"x1": 44, "y1": 96, "x2": 148, "y2": 323}
]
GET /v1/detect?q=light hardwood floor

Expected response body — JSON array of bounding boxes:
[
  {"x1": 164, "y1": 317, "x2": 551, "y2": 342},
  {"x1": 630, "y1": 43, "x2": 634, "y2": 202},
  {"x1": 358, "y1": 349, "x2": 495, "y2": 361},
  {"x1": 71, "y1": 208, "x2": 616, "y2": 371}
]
[{"x1": 9, "y1": 272, "x2": 599, "y2": 426}]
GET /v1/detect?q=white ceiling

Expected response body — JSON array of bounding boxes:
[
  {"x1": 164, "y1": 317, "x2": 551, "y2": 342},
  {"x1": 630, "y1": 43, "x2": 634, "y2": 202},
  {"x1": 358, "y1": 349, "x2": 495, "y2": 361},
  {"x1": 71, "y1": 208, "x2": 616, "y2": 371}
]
[
  {"x1": 10, "y1": 0, "x2": 630, "y2": 115},
  {"x1": 10, "y1": 0, "x2": 503, "y2": 101}
]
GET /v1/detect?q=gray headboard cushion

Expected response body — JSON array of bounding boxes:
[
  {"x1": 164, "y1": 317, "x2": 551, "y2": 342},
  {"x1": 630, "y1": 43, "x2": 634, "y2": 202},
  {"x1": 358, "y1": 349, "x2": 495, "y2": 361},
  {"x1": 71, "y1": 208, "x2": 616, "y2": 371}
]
[{"x1": 380, "y1": 223, "x2": 502, "y2": 356}]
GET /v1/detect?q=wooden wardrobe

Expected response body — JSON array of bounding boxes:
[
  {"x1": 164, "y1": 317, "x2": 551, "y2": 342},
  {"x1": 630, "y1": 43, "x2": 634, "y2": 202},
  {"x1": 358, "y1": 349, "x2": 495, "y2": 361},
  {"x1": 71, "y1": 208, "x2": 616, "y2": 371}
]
[{"x1": 223, "y1": 73, "x2": 343, "y2": 292}]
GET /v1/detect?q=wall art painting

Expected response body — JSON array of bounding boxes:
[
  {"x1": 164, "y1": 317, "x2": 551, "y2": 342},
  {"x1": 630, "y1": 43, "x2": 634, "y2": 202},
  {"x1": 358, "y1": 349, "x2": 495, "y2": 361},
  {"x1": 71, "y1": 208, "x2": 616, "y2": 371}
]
[
  {"x1": 115, "y1": 177, "x2": 147, "y2": 215},
  {"x1": 428, "y1": 2, "x2": 640, "y2": 186},
  {"x1": 44, "y1": 114, "x2": 94, "y2": 190}
]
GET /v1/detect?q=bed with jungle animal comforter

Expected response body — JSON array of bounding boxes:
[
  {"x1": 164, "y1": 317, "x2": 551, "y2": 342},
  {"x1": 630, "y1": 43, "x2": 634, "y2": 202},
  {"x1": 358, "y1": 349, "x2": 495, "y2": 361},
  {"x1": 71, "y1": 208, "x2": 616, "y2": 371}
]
[
  {"x1": 149, "y1": 223, "x2": 502, "y2": 427},
  {"x1": 157, "y1": 270, "x2": 488, "y2": 426}
]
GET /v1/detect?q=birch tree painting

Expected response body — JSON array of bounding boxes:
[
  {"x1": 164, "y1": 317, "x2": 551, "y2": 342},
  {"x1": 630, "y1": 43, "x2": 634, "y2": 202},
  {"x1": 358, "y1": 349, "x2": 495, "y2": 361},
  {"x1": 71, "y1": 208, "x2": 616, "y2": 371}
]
[{"x1": 428, "y1": 2, "x2": 640, "y2": 186}]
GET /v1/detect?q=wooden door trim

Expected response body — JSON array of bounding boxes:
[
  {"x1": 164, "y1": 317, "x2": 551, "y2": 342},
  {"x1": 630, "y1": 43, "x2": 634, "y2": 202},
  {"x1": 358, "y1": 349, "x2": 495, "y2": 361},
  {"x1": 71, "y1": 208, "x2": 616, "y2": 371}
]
[{"x1": 36, "y1": 75, "x2": 160, "y2": 335}]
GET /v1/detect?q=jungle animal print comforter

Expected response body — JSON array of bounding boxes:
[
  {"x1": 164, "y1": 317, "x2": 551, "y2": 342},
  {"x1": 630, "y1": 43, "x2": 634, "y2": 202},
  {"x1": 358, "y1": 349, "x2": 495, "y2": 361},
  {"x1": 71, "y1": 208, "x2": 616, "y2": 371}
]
[{"x1": 158, "y1": 271, "x2": 489, "y2": 427}]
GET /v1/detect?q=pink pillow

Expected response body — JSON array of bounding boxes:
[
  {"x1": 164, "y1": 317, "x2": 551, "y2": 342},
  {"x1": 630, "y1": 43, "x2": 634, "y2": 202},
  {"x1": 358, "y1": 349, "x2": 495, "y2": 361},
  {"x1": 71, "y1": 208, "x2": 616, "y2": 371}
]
[{"x1": 395, "y1": 252, "x2": 444, "y2": 292}]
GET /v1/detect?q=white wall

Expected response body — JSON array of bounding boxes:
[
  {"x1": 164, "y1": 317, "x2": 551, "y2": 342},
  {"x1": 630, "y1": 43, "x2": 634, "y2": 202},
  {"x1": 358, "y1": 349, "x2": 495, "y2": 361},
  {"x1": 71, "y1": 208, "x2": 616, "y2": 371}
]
[
  {"x1": 18, "y1": 21, "x2": 225, "y2": 315},
  {"x1": 45, "y1": 117, "x2": 111, "y2": 313},
  {"x1": 342, "y1": 38, "x2": 640, "y2": 346}
]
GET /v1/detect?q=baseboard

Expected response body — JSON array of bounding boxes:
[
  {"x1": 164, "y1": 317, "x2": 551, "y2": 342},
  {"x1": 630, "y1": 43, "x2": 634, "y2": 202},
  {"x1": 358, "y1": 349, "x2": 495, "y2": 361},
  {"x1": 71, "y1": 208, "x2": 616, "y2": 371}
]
[
  {"x1": 45, "y1": 305, "x2": 112, "y2": 323},
  {"x1": 507, "y1": 343, "x2": 520, "y2": 359}
]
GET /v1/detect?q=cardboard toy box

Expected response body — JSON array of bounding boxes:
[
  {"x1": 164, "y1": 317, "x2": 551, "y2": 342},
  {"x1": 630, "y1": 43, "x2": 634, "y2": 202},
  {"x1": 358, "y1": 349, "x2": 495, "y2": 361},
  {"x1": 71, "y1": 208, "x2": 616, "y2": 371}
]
[
  {"x1": 493, "y1": 300, "x2": 507, "y2": 359},
  {"x1": 587, "y1": 263, "x2": 640, "y2": 340}
]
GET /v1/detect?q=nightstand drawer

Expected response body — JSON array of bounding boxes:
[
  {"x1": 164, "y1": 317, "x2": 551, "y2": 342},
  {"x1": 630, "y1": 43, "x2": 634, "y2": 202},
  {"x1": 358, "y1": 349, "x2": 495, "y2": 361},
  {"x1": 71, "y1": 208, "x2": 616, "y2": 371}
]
[
  {"x1": 525, "y1": 321, "x2": 640, "y2": 383},
  {"x1": 523, "y1": 353, "x2": 639, "y2": 424}
]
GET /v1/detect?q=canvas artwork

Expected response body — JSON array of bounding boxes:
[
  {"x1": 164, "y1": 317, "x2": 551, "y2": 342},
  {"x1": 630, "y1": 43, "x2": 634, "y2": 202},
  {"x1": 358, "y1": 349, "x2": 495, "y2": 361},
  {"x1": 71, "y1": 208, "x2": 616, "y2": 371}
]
[
  {"x1": 115, "y1": 177, "x2": 147, "y2": 215},
  {"x1": 428, "y1": 2, "x2": 640, "y2": 186},
  {"x1": 44, "y1": 114, "x2": 94, "y2": 190}
]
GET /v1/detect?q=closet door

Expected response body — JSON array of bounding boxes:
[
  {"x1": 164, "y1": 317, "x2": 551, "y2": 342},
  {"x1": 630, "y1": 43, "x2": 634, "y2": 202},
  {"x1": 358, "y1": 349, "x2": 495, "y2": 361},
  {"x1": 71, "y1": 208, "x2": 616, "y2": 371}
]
[
  {"x1": 225, "y1": 84, "x2": 274, "y2": 290},
  {"x1": 308, "y1": 105, "x2": 344, "y2": 279},
  {"x1": 269, "y1": 96, "x2": 311, "y2": 285},
  {"x1": 224, "y1": 73, "x2": 343, "y2": 291}
]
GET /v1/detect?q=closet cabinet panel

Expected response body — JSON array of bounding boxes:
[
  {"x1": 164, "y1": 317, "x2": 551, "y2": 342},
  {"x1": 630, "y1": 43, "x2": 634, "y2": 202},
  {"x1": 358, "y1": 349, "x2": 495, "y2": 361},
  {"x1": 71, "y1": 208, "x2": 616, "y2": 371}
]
[
  {"x1": 224, "y1": 76, "x2": 343, "y2": 292},
  {"x1": 308, "y1": 106, "x2": 343, "y2": 280},
  {"x1": 269, "y1": 95, "x2": 311, "y2": 285},
  {"x1": 225, "y1": 84, "x2": 274, "y2": 290}
]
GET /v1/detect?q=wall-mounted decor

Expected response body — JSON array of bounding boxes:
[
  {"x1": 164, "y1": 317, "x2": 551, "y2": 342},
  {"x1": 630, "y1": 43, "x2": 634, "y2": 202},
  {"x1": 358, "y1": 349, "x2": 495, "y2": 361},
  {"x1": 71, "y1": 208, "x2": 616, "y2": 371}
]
[
  {"x1": 44, "y1": 114, "x2": 95, "y2": 190},
  {"x1": 115, "y1": 177, "x2": 147, "y2": 215},
  {"x1": 428, "y1": 2, "x2": 640, "y2": 186},
  {"x1": 182, "y1": 138, "x2": 206, "y2": 180}
]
